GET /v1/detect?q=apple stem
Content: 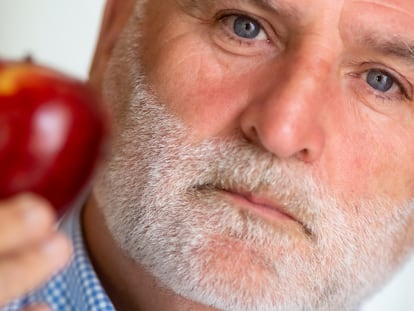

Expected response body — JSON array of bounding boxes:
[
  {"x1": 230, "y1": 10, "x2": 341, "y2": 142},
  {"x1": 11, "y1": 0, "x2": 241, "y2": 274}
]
[{"x1": 24, "y1": 55, "x2": 34, "y2": 63}]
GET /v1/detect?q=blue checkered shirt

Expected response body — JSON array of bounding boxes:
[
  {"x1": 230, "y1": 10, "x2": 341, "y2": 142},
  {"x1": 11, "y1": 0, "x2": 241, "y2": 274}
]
[{"x1": 1, "y1": 203, "x2": 115, "y2": 311}]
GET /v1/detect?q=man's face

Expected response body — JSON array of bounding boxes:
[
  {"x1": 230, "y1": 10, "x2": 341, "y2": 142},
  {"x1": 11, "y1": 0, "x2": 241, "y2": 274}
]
[{"x1": 95, "y1": 0, "x2": 414, "y2": 310}]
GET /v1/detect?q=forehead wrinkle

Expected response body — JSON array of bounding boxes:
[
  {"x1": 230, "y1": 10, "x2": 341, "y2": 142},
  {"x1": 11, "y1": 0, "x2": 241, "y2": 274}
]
[
  {"x1": 351, "y1": 0, "x2": 414, "y2": 18},
  {"x1": 341, "y1": 1, "x2": 414, "y2": 61}
]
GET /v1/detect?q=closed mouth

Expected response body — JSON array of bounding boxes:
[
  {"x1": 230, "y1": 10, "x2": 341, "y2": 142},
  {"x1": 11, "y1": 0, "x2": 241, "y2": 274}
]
[{"x1": 214, "y1": 187, "x2": 312, "y2": 236}]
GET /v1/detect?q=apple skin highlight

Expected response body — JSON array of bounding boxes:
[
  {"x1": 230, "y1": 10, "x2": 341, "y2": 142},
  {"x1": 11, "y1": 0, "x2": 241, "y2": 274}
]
[{"x1": 0, "y1": 59, "x2": 110, "y2": 215}]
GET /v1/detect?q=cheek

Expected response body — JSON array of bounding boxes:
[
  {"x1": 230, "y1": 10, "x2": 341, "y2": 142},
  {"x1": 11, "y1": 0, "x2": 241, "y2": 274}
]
[
  {"x1": 148, "y1": 47, "x2": 253, "y2": 139},
  {"x1": 140, "y1": 16, "x2": 263, "y2": 140},
  {"x1": 322, "y1": 115, "x2": 414, "y2": 201}
]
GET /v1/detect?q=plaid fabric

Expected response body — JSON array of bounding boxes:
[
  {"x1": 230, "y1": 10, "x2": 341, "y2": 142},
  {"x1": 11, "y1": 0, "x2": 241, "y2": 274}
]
[{"x1": 1, "y1": 203, "x2": 115, "y2": 311}]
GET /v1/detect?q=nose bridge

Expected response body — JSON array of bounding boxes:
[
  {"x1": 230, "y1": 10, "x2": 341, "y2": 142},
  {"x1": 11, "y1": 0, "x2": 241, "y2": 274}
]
[
  {"x1": 273, "y1": 52, "x2": 331, "y2": 123},
  {"x1": 278, "y1": 55, "x2": 326, "y2": 110},
  {"x1": 241, "y1": 48, "x2": 334, "y2": 162}
]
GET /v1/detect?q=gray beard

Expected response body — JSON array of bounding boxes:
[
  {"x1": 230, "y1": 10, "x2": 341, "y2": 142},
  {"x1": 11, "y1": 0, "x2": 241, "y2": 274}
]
[
  {"x1": 94, "y1": 84, "x2": 414, "y2": 311},
  {"x1": 93, "y1": 5, "x2": 414, "y2": 310}
]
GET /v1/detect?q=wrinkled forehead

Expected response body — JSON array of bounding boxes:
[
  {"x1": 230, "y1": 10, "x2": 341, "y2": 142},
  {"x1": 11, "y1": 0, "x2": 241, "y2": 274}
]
[
  {"x1": 342, "y1": 0, "x2": 414, "y2": 24},
  {"x1": 340, "y1": 0, "x2": 414, "y2": 48}
]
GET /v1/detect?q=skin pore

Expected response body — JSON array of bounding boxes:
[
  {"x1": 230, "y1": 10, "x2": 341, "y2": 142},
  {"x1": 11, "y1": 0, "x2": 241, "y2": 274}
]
[{"x1": 83, "y1": 0, "x2": 414, "y2": 310}]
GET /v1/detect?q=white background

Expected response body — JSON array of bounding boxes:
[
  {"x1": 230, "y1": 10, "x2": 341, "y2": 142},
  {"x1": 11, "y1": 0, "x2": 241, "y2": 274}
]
[
  {"x1": 1, "y1": 1, "x2": 413, "y2": 310},
  {"x1": 0, "y1": 0, "x2": 104, "y2": 79}
]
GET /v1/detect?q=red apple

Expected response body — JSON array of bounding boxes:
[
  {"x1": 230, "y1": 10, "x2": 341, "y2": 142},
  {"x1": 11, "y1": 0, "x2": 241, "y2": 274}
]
[{"x1": 0, "y1": 58, "x2": 109, "y2": 215}]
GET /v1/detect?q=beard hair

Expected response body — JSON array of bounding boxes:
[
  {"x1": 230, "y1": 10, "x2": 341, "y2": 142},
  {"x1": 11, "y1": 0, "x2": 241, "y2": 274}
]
[
  {"x1": 93, "y1": 4, "x2": 414, "y2": 311},
  {"x1": 94, "y1": 88, "x2": 414, "y2": 311}
]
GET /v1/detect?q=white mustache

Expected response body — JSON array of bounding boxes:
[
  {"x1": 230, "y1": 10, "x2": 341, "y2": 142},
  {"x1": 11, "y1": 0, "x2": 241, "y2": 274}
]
[{"x1": 168, "y1": 136, "x2": 320, "y2": 236}]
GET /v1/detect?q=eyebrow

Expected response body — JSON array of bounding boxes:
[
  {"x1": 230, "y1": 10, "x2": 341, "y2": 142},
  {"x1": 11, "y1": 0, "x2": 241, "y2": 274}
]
[
  {"x1": 355, "y1": 32, "x2": 414, "y2": 65},
  {"x1": 177, "y1": 0, "x2": 300, "y2": 20}
]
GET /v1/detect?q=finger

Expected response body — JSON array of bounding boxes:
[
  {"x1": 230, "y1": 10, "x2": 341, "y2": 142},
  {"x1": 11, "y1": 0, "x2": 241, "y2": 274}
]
[
  {"x1": 0, "y1": 232, "x2": 72, "y2": 306},
  {"x1": 0, "y1": 193, "x2": 56, "y2": 253},
  {"x1": 21, "y1": 303, "x2": 51, "y2": 311}
]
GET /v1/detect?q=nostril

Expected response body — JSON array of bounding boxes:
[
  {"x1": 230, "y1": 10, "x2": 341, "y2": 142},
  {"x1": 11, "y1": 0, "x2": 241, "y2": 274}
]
[
  {"x1": 243, "y1": 125, "x2": 260, "y2": 145},
  {"x1": 297, "y1": 148, "x2": 310, "y2": 162},
  {"x1": 250, "y1": 126, "x2": 259, "y2": 140}
]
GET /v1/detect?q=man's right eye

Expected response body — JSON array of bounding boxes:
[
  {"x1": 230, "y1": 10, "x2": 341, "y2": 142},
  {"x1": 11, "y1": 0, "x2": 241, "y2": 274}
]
[
  {"x1": 232, "y1": 15, "x2": 262, "y2": 39},
  {"x1": 211, "y1": 11, "x2": 279, "y2": 57},
  {"x1": 220, "y1": 14, "x2": 269, "y2": 42}
]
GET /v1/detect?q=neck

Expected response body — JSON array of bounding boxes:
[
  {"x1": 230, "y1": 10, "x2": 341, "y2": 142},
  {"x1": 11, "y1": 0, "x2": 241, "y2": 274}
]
[{"x1": 82, "y1": 195, "x2": 216, "y2": 311}]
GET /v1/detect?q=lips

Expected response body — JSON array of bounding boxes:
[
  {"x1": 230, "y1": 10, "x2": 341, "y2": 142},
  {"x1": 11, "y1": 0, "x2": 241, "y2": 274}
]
[
  {"x1": 243, "y1": 192, "x2": 296, "y2": 218},
  {"x1": 217, "y1": 187, "x2": 311, "y2": 235}
]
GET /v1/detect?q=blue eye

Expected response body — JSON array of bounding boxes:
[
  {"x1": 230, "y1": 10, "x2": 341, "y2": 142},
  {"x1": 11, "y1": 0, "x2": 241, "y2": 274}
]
[
  {"x1": 366, "y1": 70, "x2": 394, "y2": 92},
  {"x1": 233, "y1": 16, "x2": 261, "y2": 39}
]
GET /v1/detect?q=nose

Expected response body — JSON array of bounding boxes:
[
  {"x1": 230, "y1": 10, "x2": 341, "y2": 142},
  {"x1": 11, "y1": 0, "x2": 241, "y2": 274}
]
[{"x1": 240, "y1": 55, "x2": 332, "y2": 163}]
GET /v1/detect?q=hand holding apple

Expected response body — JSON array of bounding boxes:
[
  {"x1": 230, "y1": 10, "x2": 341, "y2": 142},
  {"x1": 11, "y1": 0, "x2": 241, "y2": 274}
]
[
  {"x1": 0, "y1": 58, "x2": 108, "y2": 306},
  {"x1": 0, "y1": 58, "x2": 109, "y2": 215},
  {"x1": 0, "y1": 193, "x2": 72, "y2": 307}
]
